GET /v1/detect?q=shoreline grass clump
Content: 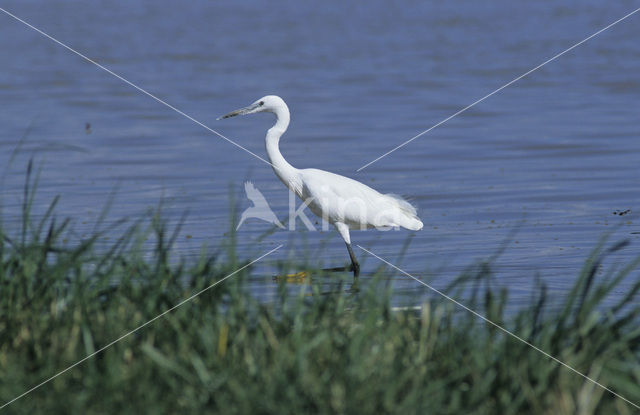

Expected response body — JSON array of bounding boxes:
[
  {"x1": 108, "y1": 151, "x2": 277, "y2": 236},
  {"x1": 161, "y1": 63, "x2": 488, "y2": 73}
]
[{"x1": 1, "y1": 173, "x2": 640, "y2": 414}]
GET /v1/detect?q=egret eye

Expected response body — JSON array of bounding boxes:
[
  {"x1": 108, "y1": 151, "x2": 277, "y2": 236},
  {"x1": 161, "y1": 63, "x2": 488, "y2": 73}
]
[{"x1": 259, "y1": 101, "x2": 264, "y2": 106}]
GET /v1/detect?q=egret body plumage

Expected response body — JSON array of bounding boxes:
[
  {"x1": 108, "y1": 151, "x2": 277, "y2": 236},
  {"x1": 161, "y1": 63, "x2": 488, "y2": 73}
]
[{"x1": 219, "y1": 95, "x2": 423, "y2": 276}]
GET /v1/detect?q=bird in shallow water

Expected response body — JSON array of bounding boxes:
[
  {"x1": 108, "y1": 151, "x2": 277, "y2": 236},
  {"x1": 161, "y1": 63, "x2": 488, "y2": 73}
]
[{"x1": 218, "y1": 95, "x2": 423, "y2": 277}]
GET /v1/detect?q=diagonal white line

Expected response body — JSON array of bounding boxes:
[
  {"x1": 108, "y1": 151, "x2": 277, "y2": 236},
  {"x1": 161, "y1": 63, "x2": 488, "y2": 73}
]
[
  {"x1": 357, "y1": 7, "x2": 640, "y2": 171},
  {"x1": 0, "y1": 7, "x2": 274, "y2": 169},
  {"x1": 357, "y1": 245, "x2": 640, "y2": 410},
  {"x1": 0, "y1": 245, "x2": 282, "y2": 410}
]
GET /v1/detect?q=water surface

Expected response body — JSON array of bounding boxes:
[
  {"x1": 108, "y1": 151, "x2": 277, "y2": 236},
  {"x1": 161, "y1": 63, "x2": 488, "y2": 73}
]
[{"x1": 1, "y1": 1, "x2": 638, "y2": 309}]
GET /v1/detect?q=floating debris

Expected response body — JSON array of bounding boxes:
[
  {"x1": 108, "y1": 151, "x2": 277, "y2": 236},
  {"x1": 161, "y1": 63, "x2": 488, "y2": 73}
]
[{"x1": 273, "y1": 270, "x2": 310, "y2": 283}]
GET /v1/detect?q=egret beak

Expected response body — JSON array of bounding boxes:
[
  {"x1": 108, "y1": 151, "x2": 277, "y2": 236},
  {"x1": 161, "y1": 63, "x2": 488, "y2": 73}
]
[{"x1": 217, "y1": 102, "x2": 259, "y2": 120}]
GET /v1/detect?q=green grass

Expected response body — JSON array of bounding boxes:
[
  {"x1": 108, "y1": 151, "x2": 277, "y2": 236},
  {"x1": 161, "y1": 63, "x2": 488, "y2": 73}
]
[{"x1": 1, "y1": 165, "x2": 639, "y2": 414}]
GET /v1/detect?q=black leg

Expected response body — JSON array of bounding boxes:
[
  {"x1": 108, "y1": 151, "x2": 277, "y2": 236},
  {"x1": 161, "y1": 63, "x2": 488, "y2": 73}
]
[
  {"x1": 320, "y1": 243, "x2": 360, "y2": 277},
  {"x1": 345, "y1": 243, "x2": 360, "y2": 277}
]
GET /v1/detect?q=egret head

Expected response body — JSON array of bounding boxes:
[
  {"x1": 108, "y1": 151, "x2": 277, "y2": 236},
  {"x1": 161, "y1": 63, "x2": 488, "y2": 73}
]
[{"x1": 217, "y1": 95, "x2": 287, "y2": 120}]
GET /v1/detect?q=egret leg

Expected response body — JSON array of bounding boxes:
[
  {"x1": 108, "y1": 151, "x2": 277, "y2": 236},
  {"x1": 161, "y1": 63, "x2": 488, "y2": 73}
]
[
  {"x1": 320, "y1": 244, "x2": 359, "y2": 277},
  {"x1": 346, "y1": 243, "x2": 360, "y2": 277},
  {"x1": 328, "y1": 222, "x2": 360, "y2": 277}
]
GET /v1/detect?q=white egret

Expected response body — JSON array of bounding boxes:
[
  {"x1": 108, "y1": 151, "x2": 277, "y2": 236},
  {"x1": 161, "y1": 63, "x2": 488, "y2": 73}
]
[{"x1": 218, "y1": 95, "x2": 423, "y2": 276}]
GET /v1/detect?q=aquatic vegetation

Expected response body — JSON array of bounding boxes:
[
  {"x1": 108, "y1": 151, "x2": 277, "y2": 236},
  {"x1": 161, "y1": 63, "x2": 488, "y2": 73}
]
[{"x1": 0, "y1": 168, "x2": 639, "y2": 414}]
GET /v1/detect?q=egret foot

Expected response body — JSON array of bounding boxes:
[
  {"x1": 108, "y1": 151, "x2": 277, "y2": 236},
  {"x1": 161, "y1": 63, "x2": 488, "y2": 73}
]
[
  {"x1": 320, "y1": 262, "x2": 359, "y2": 277},
  {"x1": 350, "y1": 262, "x2": 360, "y2": 277},
  {"x1": 322, "y1": 266, "x2": 350, "y2": 272}
]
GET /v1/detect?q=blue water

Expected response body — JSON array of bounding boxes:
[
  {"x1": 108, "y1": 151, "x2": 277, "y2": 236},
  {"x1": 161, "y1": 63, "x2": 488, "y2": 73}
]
[{"x1": 1, "y1": 1, "x2": 638, "y2": 309}]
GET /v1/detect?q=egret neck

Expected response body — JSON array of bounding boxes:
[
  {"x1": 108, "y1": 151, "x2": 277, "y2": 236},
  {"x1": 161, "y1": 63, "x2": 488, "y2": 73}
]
[{"x1": 265, "y1": 104, "x2": 301, "y2": 195}]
